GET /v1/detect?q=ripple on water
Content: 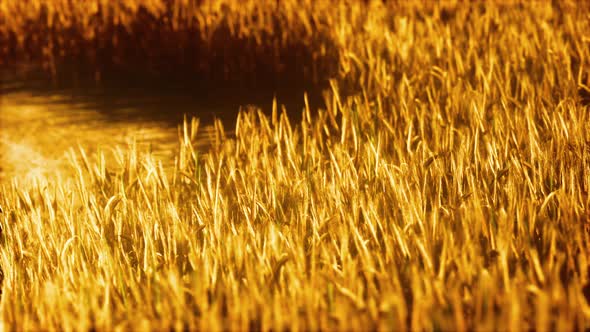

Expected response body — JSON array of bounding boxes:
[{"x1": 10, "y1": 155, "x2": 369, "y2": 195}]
[{"x1": 0, "y1": 92, "x2": 186, "y2": 186}]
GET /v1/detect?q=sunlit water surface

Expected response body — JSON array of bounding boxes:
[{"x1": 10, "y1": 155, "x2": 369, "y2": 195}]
[
  {"x1": 0, "y1": 91, "x2": 192, "y2": 186},
  {"x1": 0, "y1": 67, "x2": 318, "y2": 187}
]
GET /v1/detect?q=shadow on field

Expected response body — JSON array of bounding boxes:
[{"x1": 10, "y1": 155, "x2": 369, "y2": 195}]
[
  {"x1": 0, "y1": 1, "x2": 341, "y2": 130},
  {"x1": 0, "y1": 64, "x2": 328, "y2": 131}
]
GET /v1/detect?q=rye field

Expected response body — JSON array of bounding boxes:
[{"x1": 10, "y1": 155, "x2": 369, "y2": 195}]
[{"x1": 1, "y1": 0, "x2": 590, "y2": 330}]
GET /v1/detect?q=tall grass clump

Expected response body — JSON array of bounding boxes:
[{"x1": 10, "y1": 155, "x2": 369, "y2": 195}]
[
  {"x1": 1, "y1": 0, "x2": 590, "y2": 331},
  {"x1": 0, "y1": 0, "x2": 340, "y2": 89}
]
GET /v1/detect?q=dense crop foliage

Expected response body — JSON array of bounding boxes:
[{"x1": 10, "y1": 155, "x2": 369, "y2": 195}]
[{"x1": 1, "y1": 0, "x2": 590, "y2": 330}]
